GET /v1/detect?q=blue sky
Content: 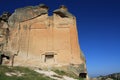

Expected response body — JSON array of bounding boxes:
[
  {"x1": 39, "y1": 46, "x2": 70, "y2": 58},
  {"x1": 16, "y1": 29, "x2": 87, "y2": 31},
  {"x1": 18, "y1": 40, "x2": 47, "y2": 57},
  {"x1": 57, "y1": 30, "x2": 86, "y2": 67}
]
[{"x1": 0, "y1": 0, "x2": 120, "y2": 77}]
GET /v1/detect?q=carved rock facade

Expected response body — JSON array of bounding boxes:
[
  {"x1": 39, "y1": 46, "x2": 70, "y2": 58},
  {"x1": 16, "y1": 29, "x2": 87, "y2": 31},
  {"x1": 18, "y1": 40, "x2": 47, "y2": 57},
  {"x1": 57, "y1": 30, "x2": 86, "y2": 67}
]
[{"x1": 0, "y1": 4, "x2": 87, "y2": 76}]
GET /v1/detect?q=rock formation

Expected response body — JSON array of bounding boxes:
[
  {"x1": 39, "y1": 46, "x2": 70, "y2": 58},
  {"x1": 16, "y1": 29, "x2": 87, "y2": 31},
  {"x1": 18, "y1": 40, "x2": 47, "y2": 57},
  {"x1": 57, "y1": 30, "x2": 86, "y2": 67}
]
[{"x1": 0, "y1": 4, "x2": 87, "y2": 78}]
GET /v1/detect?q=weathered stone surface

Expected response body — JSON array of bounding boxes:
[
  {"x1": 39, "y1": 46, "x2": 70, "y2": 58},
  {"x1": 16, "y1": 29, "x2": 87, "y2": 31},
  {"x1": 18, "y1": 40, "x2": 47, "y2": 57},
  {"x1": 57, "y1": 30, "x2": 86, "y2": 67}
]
[
  {"x1": 0, "y1": 12, "x2": 11, "y2": 22},
  {"x1": 0, "y1": 4, "x2": 87, "y2": 77},
  {"x1": 53, "y1": 5, "x2": 73, "y2": 18},
  {"x1": 0, "y1": 13, "x2": 10, "y2": 56},
  {"x1": 8, "y1": 4, "x2": 48, "y2": 27}
]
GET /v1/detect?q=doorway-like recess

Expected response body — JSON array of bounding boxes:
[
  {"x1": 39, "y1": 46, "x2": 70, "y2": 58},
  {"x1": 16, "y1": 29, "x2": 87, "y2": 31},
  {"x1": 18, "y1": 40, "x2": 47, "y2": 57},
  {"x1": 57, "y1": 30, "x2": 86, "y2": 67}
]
[
  {"x1": 45, "y1": 54, "x2": 54, "y2": 63},
  {"x1": 43, "y1": 52, "x2": 57, "y2": 63}
]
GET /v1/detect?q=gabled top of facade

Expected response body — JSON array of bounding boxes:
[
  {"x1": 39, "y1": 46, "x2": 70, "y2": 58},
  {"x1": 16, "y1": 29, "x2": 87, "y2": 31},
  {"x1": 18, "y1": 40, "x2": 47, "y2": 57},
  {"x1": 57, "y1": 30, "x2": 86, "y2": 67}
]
[
  {"x1": 53, "y1": 5, "x2": 73, "y2": 18},
  {"x1": 8, "y1": 4, "x2": 75, "y2": 27}
]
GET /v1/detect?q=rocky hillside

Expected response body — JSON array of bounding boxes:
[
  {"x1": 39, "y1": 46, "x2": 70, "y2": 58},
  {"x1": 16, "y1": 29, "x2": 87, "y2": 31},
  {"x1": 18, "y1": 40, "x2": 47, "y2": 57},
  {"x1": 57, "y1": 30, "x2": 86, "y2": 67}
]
[
  {"x1": 0, "y1": 65, "x2": 84, "y2": 80},
  {"x1": 90, "y1": 73, "x2": 120, "y2": 80},
  {"x1": 98, "y1": 73, "x2": 120, "y2": 80}
]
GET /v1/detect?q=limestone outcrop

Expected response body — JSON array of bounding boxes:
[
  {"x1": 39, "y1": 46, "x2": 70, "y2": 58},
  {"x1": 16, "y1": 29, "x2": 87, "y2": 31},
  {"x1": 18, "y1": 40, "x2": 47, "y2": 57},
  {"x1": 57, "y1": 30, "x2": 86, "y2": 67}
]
[{"x1": 0, "y1": 4, "x2": 87, "y2": 78}]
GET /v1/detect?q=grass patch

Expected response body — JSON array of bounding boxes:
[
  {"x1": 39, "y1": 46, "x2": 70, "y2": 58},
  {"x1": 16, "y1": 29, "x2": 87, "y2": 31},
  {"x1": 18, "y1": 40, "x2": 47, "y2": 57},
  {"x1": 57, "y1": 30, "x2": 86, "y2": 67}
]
[
  {"x1": 53, "y1": 70, "x2": 66, "y2": 76},
  {"x1": 0, "y1": 65, "x2": 85, "y2": 80},
  {"x1": 0, "y1": 65, "x2": 53, "y2": 80}
]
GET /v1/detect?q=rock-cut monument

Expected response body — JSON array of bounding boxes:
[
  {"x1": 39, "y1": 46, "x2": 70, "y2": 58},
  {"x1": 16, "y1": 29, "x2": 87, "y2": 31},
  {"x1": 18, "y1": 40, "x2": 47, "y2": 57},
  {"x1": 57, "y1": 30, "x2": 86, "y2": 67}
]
[{"x1": 0, "y1": 4, "x2": 87, "y2": 77}]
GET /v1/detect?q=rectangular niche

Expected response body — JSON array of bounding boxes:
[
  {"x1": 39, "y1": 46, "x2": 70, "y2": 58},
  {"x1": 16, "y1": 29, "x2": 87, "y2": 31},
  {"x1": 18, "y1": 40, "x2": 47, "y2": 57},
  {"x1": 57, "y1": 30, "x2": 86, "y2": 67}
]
[
  {"x1": 45, "y1": 54, "x2": 54, "y2": 63},
  {"x1": 42, "y1": 52, "x2": 56, "y2": 63}
]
